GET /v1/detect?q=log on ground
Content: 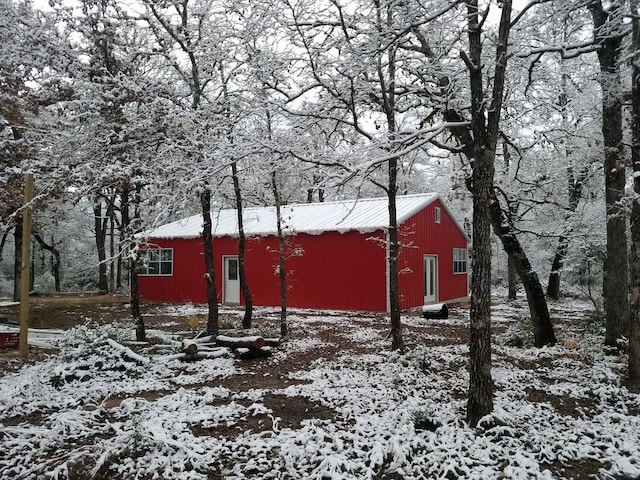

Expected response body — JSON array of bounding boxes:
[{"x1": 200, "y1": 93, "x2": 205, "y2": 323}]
[
  {"x1": 215, "y1": 335, "x2": 265, "y2": 349},
  {"x1": 234, "y1": 346, "x2": 272, "y2": 360}
]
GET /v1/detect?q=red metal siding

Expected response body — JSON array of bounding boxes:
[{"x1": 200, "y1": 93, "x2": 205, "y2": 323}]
[
  {"x1": 397, "y1": 199, "x2": 469, "y2": 309},
  {"x1": 283, "y1": 231, "x2": 387, "y2": 311},
  {"x1": 138, "y1": 238, "x2": 209, "y2": 304},
  {"x1": 139, "y1": 230, "x2": 388, "y2": 311},
  {"x1": 138, "y1": 199, "x2": 468, "y2": 311}
]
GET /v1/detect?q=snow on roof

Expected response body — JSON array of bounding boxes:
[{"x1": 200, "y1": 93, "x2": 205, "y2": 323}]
[{"x1": 142, "y1": 193, "x2": 440, "y2": 240}]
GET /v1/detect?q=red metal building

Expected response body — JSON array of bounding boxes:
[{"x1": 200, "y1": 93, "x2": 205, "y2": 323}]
[{"x1": 137, "y1": 194, "x2": 469, "y2": 312}]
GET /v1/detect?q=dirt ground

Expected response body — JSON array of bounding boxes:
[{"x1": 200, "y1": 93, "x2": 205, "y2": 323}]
[
  {"x1": 0, "y1": 294, "x2": 632, "y2": 479},
  {"x1": 0, "y1": 294, "x2": 470, "y2": 377}
]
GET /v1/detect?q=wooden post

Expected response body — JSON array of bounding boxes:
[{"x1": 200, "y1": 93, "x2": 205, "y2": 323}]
[{"x1": 19, "y1": 173, "x2": 34, "y2": 361}]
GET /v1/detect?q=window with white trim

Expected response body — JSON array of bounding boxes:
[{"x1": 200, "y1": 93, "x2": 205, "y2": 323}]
[
  {"x1": 139, "y1": 248, "x2": 173, "y2": 276},
  {"x1": 453, "y1": 248, "x2": 467, "y2": 274},
  {"x1": 434, "y1": 207, "x2": 441, "y2": 224}
]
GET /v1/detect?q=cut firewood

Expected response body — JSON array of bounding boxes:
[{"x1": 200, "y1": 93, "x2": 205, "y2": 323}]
[
  {"x1": 106, "y1": 338, "x2": 150, "y2": 364},
  {"x1": 159, "y1": 347, "x2": 231, "y2": 362},
  {"x1": 262, "y1": 337, "x2": 281, "y2": 347},
  {"x1": 234, "y1": 346, "x2": 272, "y2": 360},
  {"x1": 148, "y1": 335, "x2": 182, "y2": 348},
  {"x1": 190, "y1": 335, "x2": 217, "y2": 344},
  {"x1": 181, "y1": 339, "x2": 199, "y2": 355},
  {"x1": 215, "y1": 335, "x2": 265, "y2": 350}
]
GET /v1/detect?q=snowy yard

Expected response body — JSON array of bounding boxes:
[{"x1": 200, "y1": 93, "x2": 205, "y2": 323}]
[{"x1": 0, "y1": 297, "x2": 639, "y2": 479}]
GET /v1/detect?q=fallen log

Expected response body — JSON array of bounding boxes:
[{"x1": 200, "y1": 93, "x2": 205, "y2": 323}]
[
  {"x1": 263, "y1": 337, "x2": 281, "y2": 347},
  {"x1": 159, "y1": 347, "x2": 231, "y2": 362},
  {"x1": 181, "y1": 339, "x2": 199, "y2": 355},
  {"x1": 191, "y1": 334, "x2": 217, "y2": 344},
  {"x1": 106, "y1": 338, "x2": 150, "y2": 364},
  {"x1": 234, "y1": 346, "x2": 272, "y2": 360},
  {"x1": 215, "y1": 335, "x2": 265, "y2": 350},
  {"x1": 148, "y1": 335, "x2": 182, "y2": 348}
]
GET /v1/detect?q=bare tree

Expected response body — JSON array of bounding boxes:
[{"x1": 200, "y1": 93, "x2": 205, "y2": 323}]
[
  {"x1": 459, "y1": 0, "x2": 513, "y2": 426},
  {"x1": 589, "y1": 0, "x2": 630, "y2": 351},
  {"x1": 271, "y1": 168, "x2": 288, "y2": 338},
  {"x1": 201, "y1": 182, "x2": 219, "y2": 335},
  {"x1": 629, "y1": 0, "x2": 640, "y2": 379}
]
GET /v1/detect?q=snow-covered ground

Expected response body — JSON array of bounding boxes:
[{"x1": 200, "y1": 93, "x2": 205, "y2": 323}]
[{"x1": 0, "y1": 297, "x2": 638, "y2": 479}]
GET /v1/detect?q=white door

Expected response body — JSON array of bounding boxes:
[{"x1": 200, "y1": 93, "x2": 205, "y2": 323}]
[
  {"x1": 424, "y1": 255, "x2": 438, "y2": 304},
  {"x1": 223, "y1": 256, "x2": 240, "y2": 304}
]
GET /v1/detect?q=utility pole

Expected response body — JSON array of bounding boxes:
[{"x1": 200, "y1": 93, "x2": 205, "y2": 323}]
[{"x1": 19, "y1": 173, "x2": 34, "y2": 361}]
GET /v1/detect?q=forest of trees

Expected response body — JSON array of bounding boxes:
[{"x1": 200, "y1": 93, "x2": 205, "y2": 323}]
[{"x1": 2, "y1": 0, "x2": 640, "y2": 424}]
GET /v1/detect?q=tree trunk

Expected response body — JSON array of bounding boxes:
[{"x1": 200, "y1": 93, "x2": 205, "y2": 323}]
[
  {"x1": 388, "y1": 157, "x2": 404, "y2": 351},
  {"x1": 33, "y1": 233, "x2": 61, "y2": 293},
  {"x1": 121, "y1": 182, "x2": 145, "y2": 341},
  {"x1": 546, "y1": 69, "x2": 586, "y2": 300},
  {"x1": 201, "y1": 184, "x2": 219, "y2": 335},
  {"x1": 464, "y1": 0, "x2": 513, "y2": 427},
  {"x1": 490, "y1": 199, "x2": 557, "y2": 347},
  {"x1": 508, "y1": 255, "x2": 518, "y2": 300},
  {"x1": 628, "y1": 0, "x2": 640, "y2": 379},
  {"x1": 231, "y1": 161, "x2": 253, "y2": 329},
  {"x1": 130, "y1": 254, "x2": 145, "y2": 340},
  {"x1": 547, "y1": 237, "x2": 567, "y2": 300},
  {"x1": 0, "y1": 227, "x2": 11, "y2": 265},
  {"x1": 467, "y1": 147, "x2": 495, "y2": 426},
  {"x1": 117, "y1": 187, "x2": 127, "y2": 289},
  {"x1": 109, "y1": 201, "x2": 116, "y2": 292},
  {"x1": 93, "y1": 197, "x2": 109, "y2": 293},
  {"x1": 373, "y1": 1, "x2": 404, "y2": 352},
  {"x1": 272, "y1": 170, "x2": 288, "y2": 338},
  {"x1": 13, "y1": 218, "x2": 22, "y2": 302},
  {"x1": 590, "y1": 1, "x2": 630, "y2": 350}
]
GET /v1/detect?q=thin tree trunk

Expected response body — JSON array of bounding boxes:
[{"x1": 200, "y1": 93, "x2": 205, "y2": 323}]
[
  {"x1": 121, "y1": 182, "x2": 145, "y2": 341},
  {"x1": 373, "y1": 1, "x2": 404, "y2": 352},
  {"x1": 628, "y1": 0, "x2": 640, "y2": 379},
  {"x1": 590, "y1": 1, "x2": 630, "y2": 350},
  {"x1": 546, "y1": 68, "x2": 585, "y2": 300},
  {"x1": 33, "y1": 233, "x2": 61, "y2": 293},
  {"x1": 387, "y1": 158, "x2": 404, "y2": 351},
  {"x1": 0, "y1": 227, "x2": 11, "y2": 264},
  {"x1": 133, "y1": 183, "x2": 145, "y2": 341},
  {"x1": 272, "y1": 170, "x2": 288, "y2": 338},
  {"x1": 109, "y1": 201, "x2": 116, "y2": 292},
  {"x1": 117, "y1": 188, "x2": 127, "y2": 289},
  {"x1": 231, "y1": 161, "x2": 253, "y2": 329},
  {"x1": 130, "y1": 255, "x2": 143, "y2": 338},
  {"x1": 547, "y1": 237, "x2": 567, "y2": 300},
  {"x1": 503, "y1": 142, "x2": 518, "y2": 301},
  {"x1": 201, "y1": 184, "x2": 219, "y2": 335},
  {"x1": 508, "y1": 256, "x2": 518, "y2": 300},
  {"x1": 94, "y1": 197, "x2": 109, "y2": 293}
]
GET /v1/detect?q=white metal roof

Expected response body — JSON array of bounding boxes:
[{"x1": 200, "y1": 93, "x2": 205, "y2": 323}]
[{"x1": 142, "y1": 193, "x2": 440, "y2": 240}]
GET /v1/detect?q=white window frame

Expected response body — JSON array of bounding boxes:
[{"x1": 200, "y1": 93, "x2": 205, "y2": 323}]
[
  {"x1": 139, "y1": 248, "x2": 174, "y2": 276},
  {"x1": 435, "y1": 207, "x2": 441, "y2": 224},
  {"x1": 453, "y1": 248, "x2": 467, "y2": 274}
]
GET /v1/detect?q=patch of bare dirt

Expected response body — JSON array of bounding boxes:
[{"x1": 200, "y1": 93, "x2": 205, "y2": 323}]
[
  {"x1": 525, "y1": 388, "x2": 598, "y2": 419},
  {"x1": 0, "y1": 345, "x2": 57, "y2": 377},
  {"x1": 542, "y1": 458, "x2": 637, "y2": 480}
]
